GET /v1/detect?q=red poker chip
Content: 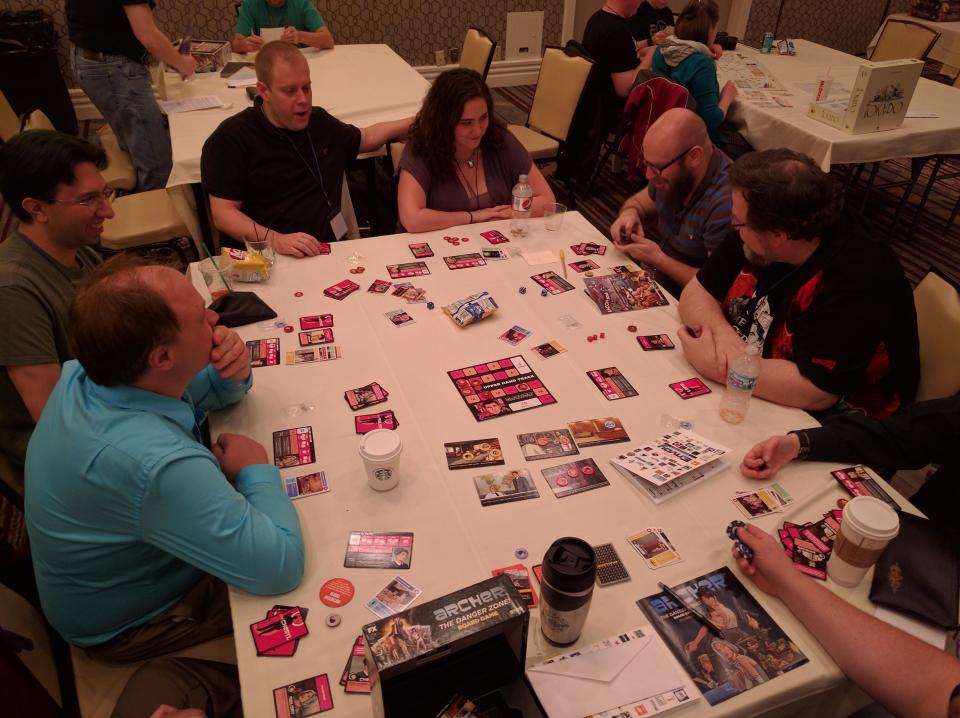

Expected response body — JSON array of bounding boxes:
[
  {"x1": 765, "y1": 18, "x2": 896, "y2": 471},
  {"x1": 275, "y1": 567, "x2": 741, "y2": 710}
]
[
  {"x1": 582, "y1": 465, "x2": 594, "y2": 475},
  {"x1": 319, "y1": 577, "x2": 355, "y2": 607},
  {"x1": 294, "y1": 291, "x2": 304, "y2": 297},
  {"x1": 627, "y1": 325, "x2": 637, "y2": 333},
  {"x1": 283, "y1": 325, "x2": 294, "y2": 333},
  {"x1": 556, "y1": 477, "x2": 569, "y2": 487},
  {"x1": 566, "y1": 467, "x2": 580, "y2": 478}
]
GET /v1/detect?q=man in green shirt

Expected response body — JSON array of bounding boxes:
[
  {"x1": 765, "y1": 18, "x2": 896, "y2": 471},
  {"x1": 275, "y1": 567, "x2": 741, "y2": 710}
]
[
  {"x1": 0, "y1": 131, "x2": 110, "y2": 471},
  {"x1": 232, "y1": 0, "x2": 335, "y2": 53}
]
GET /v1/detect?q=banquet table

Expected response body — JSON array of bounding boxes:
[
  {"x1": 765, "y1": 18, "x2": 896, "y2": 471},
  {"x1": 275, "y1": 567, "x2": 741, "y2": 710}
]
[
  {"x1": 202, "y1": 212, "x2": 917, "y2": 717},
  {"x1": 164, "y1": 44, "x2": 430, "y2": 188},
  {"x1": 719, "y1": 39, "x2": 960, "y2": 169}
]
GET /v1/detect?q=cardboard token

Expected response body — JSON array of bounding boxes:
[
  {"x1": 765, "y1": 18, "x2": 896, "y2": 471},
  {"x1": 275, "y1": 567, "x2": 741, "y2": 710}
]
[{"x1": 319, "y1": 577, "x2": 355, "y2": 607}]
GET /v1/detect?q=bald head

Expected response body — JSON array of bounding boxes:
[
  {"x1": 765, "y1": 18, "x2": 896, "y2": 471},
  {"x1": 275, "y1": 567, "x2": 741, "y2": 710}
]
[
  {"x1": 255, "y1": 40, "x2": 308, "y2": 87},
  {"x1": 644, "y1": 108, "x2": 711, "y2": 157}
]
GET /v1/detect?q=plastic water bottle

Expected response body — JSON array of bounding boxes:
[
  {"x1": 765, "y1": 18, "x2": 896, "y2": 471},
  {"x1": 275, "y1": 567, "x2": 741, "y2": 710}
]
[
  {"x1": 719, "y1": 344, "x2": 761, "y2": 424},
  {"x1": 510, "y1": 174, "x2": 533, "y2": 237}
]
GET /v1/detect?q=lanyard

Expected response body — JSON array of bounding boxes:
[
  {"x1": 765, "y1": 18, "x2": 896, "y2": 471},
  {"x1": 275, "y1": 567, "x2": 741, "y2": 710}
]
[{"x1": 280, "y1": 123, "x2": 334, "y2": 212}]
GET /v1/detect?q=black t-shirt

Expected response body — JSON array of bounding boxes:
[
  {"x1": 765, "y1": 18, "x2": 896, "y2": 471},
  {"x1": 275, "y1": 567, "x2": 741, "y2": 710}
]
[
  {"x1": 582, "y1": 9, "x2": 639, "y2": 128},
  {"x1": 628, "y1": 2, "x2": 675, "y2": 42},
  {"x1": 201, "y1": 106, "x2": 362, "y2": 243},
  {"x1": 65, "y1": 0, "x2": 154, "y2": 62},
  {"x1": 697, "y1": 225, "x2": 920, "y2": 417}
]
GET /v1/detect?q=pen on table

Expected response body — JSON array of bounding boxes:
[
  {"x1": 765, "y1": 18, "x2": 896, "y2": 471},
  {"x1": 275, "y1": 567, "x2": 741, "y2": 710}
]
[
  {"x1": 657, "y1": 582, "x2": 725, "y2": 639},
  {"x1": 560, "y1": 249, "x2": 567, "y2": 279}
]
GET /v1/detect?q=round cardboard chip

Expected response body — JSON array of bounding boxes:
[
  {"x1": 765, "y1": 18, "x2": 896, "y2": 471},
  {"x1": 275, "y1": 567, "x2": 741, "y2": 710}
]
[{"x1": 319, "y1": 577, "x2": 355, "y2": 607}]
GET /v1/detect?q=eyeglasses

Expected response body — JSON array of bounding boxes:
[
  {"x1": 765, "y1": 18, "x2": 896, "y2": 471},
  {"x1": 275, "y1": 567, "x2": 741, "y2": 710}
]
[
  {"x1": 641, "y1": 146, "x2": 694, "y2": 177},
  {"x1": 54, "y1": 192, "x2": 111, "y2": 211}
]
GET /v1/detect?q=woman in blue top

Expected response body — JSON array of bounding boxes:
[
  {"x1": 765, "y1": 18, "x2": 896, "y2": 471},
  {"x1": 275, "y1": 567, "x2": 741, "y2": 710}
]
[{"x1": 651, "y1": 0, "x2": 737, "y2": 146}]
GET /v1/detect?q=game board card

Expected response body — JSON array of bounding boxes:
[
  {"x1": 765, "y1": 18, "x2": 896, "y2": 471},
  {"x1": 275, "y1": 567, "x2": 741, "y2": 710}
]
[
  {"x1": 593, "y1": 543, "x2": 631, "y2": 585},
  {"x1": 566, "y1": 417, "x2": 630, "y2": 447},
  {"x1": 355, "y1": 409, "x2": 398, "y2": 434},
  {"x1": 531, "y1": 340, "x2": 566, "y2": 359},
  {"x1": 472, "y1": 469, "x2": 539, "y2": 506},
  {"x1": 481, "y1": 229, "x2": 509, "y2": 244},
  {"x1": 582, "y1": 242, "x2": 606, "y2": 255},
  {"x1": 286, "y1": 346, "x2": 341, "y2": 364},
  {"x1": 344, "y1": 382, "x2": 389, "y2": 411},
  {"x1": 385, "y1": 309, "x2": 415, "y2": 327},
  {"x1": 251, "y1": 606, "x2": 308, "y2": 653},
  {"x1": 481, "y1": 247, "x2": 510, "y2": 260},
  {"x1": 284, "y1": 471, "x2": 328, "y2": 500},
  {"x1": 491, "y1": 564, "x2": 538, "y2": 608},
  {"x1": 298, "y1": 328, "x2": 334, "y2": 346},
  {"x1": 531, "y1": 271, "x2": 575, "y2": 294},
  {"x1": 669, "y1": 377, "x2": 711, "y2": 399},
  {"x1": 366, "y1": 575, "x2": 422, "y2": 618},
  {"x1": 408, "y1": 242, "x2": 434, "y2": 258},
  {"x1": 541, "y1": 458, "x2": 610, "y2": 498},
  {"x1": 516, "y1": 428, "x2": 579, "y2": 461},
  {"x1": 387, "y1": 261, "x2": 430, "y2": 278},
  {"x1": 343, "y1": 531, "x2": 413, "y2": 569},
  {"x1": 317, "y1": 242, "x2": 331, "y2": 254},
  {"x1": 628, "y1": 528, "x2": 682, "y2": 569},
  {"x1": 570, "y1": 243, "x2": 587, "y2": 256},
  {"x1": 448, "y1": 355, "x2": 556, "y2": 422},
  {"x1": 500, "y1": 325, "x2": 532, "y2": 346},
  {"x1": 299, "y1": 314, "x2": 333, "y2": 330},
  {"x1": 733, "y1": 489, "x2": 781, "y2": 519},
  {"x1": 831, "y1": 465, "x2": 900, "y2": 511},
  {"x1": 261, "y1": 604, "x2": 309, "y2": 656},
  {"x1": 444, "y1": 253, "x2": 486, "y2": 270},
  {"x1": 587, "y1": 367, "x2": 638, "y2": 400},
  {"x1": 273, "y1": 426, "x2": 315, "y2": 468},
  {"x1": 247, "y1": 337, "x2": 280, "y2": 367},
  {"x1": 340, "y1": 636, "x2": 371, "y2": 693},
  {"x1": 444, "y1": 438, "x2": 504, "y2": 470},
  {"x1": 638, "y1": 334, "x2": 675, "y2": 350},
  {"x1": 273, "y1": 674, "x2": 333, "y2": 717},
  {"x1": 323, "y1": 279, "x2": 360, "y2": 300},
  {"x1": 367, "y1": 279, "x2": 392, "y2": 294},
  {"x1": 569, "y1": 259, "x2": 599, "y2": 273}
]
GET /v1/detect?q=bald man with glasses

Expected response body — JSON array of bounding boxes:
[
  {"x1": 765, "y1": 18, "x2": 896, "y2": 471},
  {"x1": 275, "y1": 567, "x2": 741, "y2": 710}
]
[
  {"x1": 610, "y1": 108, "x2": 732, "y2": 297},
  {"x1": 0, "y1": 131, "x2": 112, "y2": 471}
]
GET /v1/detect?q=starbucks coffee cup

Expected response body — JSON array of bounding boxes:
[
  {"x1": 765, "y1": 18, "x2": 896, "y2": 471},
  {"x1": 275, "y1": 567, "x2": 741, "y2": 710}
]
[
  {"x1": 828, "y1": 496, "x2": 899, "y2": 587},
  {"x1": 539, "y1": 537, "x2": 596, "y2": 645},
  {"x1": 359, "y1": 429, "x2": 402, "y2": 491}
]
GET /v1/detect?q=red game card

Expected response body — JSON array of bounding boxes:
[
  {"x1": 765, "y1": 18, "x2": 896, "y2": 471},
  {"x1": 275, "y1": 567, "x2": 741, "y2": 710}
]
[
  {"x1": 250, "y1": 606, "x2": 308, "y2": 654},
  {"x1": 273, "y1": 426, "x2": 315, "y2": 468},
  {"x1": 323, "y1": 280, "x2": 360, "y2": 300},
  {"x1": 480, "y1": 229, "x2": 509, "y2": 244},
  {"x1": 247, "y1": 338, "x2": 280, "y2": 367},
  {"x1": 638, "y1": 334, "x2": 675, "y2": 350},
  {"x1": 444, "y1": 253, "x2": 486, "y2": 270},
  {"x1": 569, "y1": 259, "x2": 599, "y2": 273},
  {"x1": 355, "y1": 409, "x2": 398, "y2": 434},
  {"x1": 298, "y1": 328, "x2": 334, "y2": 346},
  {"x1": 491, "y1": 564, "x2": 538, "y2": 608},
  {"x1": 299, "y1": 314, "x2": 333, "y2": 330},
  {"x1": 273, "y1": 673, "x2": 333, "y2": 717},
  {"x1": 408, "y1": 242, "x2": 434, "y2": 258},
  {"x1": 669, "y1": 377, "x2": 712, "y2": 399}
]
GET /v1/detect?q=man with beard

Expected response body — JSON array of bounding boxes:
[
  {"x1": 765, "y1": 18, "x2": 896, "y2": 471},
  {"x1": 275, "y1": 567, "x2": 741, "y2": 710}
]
[
  {"x1": 677, "y1": 148, "x2": 918, "y2": 418},
  {"x1": 610, "y1": 108, "x2": 732, "y2": 297}
]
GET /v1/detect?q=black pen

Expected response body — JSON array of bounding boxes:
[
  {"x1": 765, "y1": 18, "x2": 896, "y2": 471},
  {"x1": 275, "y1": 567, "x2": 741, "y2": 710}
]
[{"x1": 658, "y1": 582, "x2": 725, "y2": 639}]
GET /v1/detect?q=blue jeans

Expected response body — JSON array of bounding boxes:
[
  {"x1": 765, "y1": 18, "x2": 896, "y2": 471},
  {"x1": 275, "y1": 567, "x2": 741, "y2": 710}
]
[{"x1": 72, "y1": 46, "x2": 172, "y2": 190}]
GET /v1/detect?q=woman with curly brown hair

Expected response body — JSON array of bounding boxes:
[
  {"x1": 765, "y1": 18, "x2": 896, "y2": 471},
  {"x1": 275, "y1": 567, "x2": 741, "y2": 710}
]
[{"x1": 397, "y1": 68, "x2": 554, "y2": 233}]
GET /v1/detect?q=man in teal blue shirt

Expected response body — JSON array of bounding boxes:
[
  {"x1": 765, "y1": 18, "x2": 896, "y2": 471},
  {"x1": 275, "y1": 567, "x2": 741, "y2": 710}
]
[
  {"x1": 232, "y1": 0, "x2": 334, "y2": 53},
  {"x1": 25, "y1": 257, "x2": 305, "y2": 660}
]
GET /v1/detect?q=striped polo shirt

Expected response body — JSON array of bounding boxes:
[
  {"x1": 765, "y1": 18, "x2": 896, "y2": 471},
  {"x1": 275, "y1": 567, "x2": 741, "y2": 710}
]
[{"x1": 649, "y1": 149, "x2": 732, "y2": 266}]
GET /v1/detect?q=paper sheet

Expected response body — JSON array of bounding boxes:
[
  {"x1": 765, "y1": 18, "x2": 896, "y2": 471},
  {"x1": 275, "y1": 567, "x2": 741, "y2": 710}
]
[{"x1": 158, "y1": 95, "x2": 227, "y2": 114}]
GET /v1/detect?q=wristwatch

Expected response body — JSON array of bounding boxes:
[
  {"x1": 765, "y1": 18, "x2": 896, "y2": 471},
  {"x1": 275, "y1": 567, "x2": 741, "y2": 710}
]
[{"x1": 787, "y1": 430, "x2": 811, "y2": 460}]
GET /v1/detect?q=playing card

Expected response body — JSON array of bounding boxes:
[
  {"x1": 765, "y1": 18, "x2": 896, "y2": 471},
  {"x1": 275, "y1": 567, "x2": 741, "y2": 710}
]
[
  {"x1": 367, "y1": 279, "x2": 392, "y2": 294},
  {"x1": 472, "y1": 469, "x2": 539, "y2": 506},
  {"x1": 531, "y1": 271, "x2": 575, "y2": 294},
  {"x1": 273, "y1": 673, "x2": 333, "y2": 717},
  {"x1": 323, "y1": 279, "x2": 360, "y2": 300},
  {"x1": 531, "y1": 340, "x2": 566, "y2": 359},
  {"x1": 516, "y1": 428, "x2": 579, "y2": 461},
  {"x1": 299, "y1": 314, "x2": 333, "y2": 330},
  {"x1": 444, "y1": 438, "x2": 504, "y2": 470},
  {"x1": 247, "y1": 337, "x2": 279, "y2": 367},
  {"x1": 792, "y1": 538, "x2": 828, "y2": 580},
  {"x1": 491, "y1": 564, "x2": 538, "y2": 608},
  {"x1": 637, "y1": 334, "x2": 675, "y2": 350},
  {"x1": 343, "y1": 531, "x2": 414, "y2": 569},
  {"x1": 408, "y1": 242, "x2": 434, "y2": 258},
  {"x1": 273, "y1": 426, "x2": 315, "y2": 468},
  {"x1": 569, "y1": 259, "x2": 599, "y2": 273},
  {"x1": 593, "y1": 542, "x2": 630, "y2": 586},
  {"x1": 669, "y1": 377, "x2": 711, "y2": 398},
  {"x1": 285, "y1": 346, "x2": 341, "y2": 364},
  {"x1": 500, "y1": 325, "x2": 532, "y2": 345},
  {"x1": 344, "y1": 382, "x2": 389, "y2": 411},
  {"x1": 250, "y1": 606, "x2": 308, "y2": 654},
  {"x1": 385, "y1": 309, "x2": 415, "y2": 327},
  {"x1": 355, "y1": 409, "x2": 398, "y2": 434},
  {"x1": 298, "y1": 328, "x2": 334, "y2": 346},
  {"x1": 366, "y1": 575, "x2": 422, "y2": 618},
  {"x1": 733, "y1": 489, "x2": 781, "y2": 519},
  {"x1": 540, "y1": 458, "x2": 610, "y2": 498},
  {"x1": 567, "y1": 417, "x2": 630, "y2": 447},
  {"x1": 628, "y1": 528, "x2": 682, "y2": 569},
  {"x1": 444, "y1": 253, "x2": 486, "y2": 269},
  {"x1": 587, "y1": 367, "x2": 638, "y2": 400},
  {"x1": 283, "y1": 471, "x2": 328, "y2": 500},
  {"x1": 480, "y1": 229, "x2": 509, "y2": 244},
  {"x1": 387, "y1": 261, "x2": 430, "y2": 278}
]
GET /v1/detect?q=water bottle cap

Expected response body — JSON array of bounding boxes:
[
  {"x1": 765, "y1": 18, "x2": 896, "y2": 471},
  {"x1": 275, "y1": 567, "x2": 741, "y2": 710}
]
[
  {"x1": 518, "y1": 174, "x2": 528, "y2": 182},
  {"x1": 745, "y1": 343, "x2": 761, "y2": 355}
]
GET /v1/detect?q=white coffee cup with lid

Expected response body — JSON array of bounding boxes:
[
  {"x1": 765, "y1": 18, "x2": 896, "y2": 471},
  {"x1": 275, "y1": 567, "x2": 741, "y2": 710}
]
[
  {"x1": 827, "y1": 496, "x2": 899, "y2": 587},
  {"x1": 359, "y1": 429, "x2": 402, "y2": 491}
]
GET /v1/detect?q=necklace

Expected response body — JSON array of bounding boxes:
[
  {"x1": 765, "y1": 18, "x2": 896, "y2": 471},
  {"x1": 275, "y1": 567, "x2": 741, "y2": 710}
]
[
  {"x1": 454, "y1": 154, "x2": 481, "y2": 209},
  {"x1": 603, "y1": 3, "x2": 625, "y2": 18}
]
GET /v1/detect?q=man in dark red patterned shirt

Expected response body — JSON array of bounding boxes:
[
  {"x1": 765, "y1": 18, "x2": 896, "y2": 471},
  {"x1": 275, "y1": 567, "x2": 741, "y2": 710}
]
[{"x1": 676, "y1": 149, "x2": 919, "y2": 418}]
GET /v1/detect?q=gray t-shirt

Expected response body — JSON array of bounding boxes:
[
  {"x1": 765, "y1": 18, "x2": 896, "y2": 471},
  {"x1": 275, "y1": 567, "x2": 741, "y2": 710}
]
[
  {"x1": 0, "y1": 233, "x2": 101, "y2": 469},
  {"x1": 398, "y1": 129, "x2": 533, "y2": 212}
]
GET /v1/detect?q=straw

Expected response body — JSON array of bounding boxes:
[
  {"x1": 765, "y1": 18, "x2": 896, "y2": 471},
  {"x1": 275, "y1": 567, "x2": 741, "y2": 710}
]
[{"x1": 201, "y1": 241, "x2": 233, "y2": 293}]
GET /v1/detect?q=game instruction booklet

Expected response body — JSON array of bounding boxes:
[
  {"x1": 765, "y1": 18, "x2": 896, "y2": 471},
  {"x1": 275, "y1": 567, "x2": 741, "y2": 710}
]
[
  {"x1": 610, "y1": 429, "x2": 729, "y2": 487},
  {"x1": 637, "y1": 567, "x2": 808, "y2": 707}
]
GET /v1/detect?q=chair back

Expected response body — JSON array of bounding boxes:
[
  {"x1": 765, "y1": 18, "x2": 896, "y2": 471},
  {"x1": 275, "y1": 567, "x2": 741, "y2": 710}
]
[
  {"x1": 459, "y1": 26, "x2": 496, "y2": 80},
  {"x1": 869, "y1": 18, "x2": 940, "y2": 61},
  {"x1": 0, "y1": 90, "x2": 21, "y2": 143},
  {"x1": 913, "y1": 268, "x2": 960, "y2": 401},
  {"x1": 618, "y1": 72, "x2": 692, "y2": 181},
  {"x1": 527, "y1": 45, "x2": 594, "y2": 143}
]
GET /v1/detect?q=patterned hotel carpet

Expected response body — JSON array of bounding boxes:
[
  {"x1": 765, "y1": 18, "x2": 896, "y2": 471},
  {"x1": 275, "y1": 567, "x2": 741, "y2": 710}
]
[{"x1": 493, "y1": 82, "x2": 960, "y2": 287}]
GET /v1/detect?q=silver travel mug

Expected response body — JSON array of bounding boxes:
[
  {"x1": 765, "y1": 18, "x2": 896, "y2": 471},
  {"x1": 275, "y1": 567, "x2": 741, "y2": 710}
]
[{"x1": 539, "y1": 537, "x2": 596, "y2": 645}]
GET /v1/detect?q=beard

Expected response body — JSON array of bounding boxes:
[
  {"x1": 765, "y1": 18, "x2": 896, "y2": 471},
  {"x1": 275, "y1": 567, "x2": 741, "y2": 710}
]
[
  {"x1": 658, "y1": 168, "x2": 697, "y2": 213},
  {"x1": 743, "y1": 244, "x2": 773, "y2": 267}
]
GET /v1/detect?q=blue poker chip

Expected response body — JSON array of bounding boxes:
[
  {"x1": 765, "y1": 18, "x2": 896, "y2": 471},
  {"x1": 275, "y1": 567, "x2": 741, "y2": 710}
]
[
  {"x1": 519, "y1": 287, "x2": 527, "y2": 294},
  {"x1": 426, "y1": 301, "x2": 435, "y2": 310},
  {"x1": 734, "y1": 541, "x2": 754, "y2": 560},
  {"x1": 726, "y1": 520, "x2": 746, "y2": 540},
  {"x1": 514, "y1": 547, "x2": 529, "y2": 560},
  {"x1": 540, "y1": 289, "x2": 548, "y2": 297}
]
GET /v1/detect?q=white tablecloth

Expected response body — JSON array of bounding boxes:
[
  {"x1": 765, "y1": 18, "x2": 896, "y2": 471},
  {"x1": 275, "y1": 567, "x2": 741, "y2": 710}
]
[
  {"x1": 869, "y1": 14, "x2": 960, "y2": 74},
  {"x1": 204, "y1": 213, "x2": 911, "y2": 717},
  {"x1": 721, "y1": 39, "x2": 960, "y2": 169},
  {"x1": 165, "y1": 44, "x2": 429, "y2": 188}
]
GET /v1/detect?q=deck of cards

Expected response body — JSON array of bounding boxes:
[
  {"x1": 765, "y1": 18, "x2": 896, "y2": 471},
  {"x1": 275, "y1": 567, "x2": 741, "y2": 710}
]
[
  {"x1": 250, "y1": 604, "x2": 309, "y2": 656},
  {"x1": 779, "y1": 508, "x2": 842, "y2": 581}
]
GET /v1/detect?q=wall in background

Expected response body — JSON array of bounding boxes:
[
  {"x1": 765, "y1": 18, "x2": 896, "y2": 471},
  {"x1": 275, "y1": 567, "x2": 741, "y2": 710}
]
[{"x1": 5, "y1": 0, "x2": 564, "y2": 87}]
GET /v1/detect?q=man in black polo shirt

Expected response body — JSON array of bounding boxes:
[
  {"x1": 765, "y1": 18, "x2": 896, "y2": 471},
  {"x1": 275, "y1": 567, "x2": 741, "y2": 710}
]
[
  {"x1": 66, "y1": 0, "x2": 194, "y2": 190},
  {"x1": 201, "y1": 42, "x2": 411, "y2": 257},
  {"x1": 629, "y1": 0, "x2": 675, "y2": 52}
]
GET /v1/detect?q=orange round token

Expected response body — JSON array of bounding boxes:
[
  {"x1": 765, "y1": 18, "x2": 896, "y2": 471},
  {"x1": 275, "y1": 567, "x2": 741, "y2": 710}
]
[{"x1": 319, "y1": 577, "x2": 355, "y2": 607}]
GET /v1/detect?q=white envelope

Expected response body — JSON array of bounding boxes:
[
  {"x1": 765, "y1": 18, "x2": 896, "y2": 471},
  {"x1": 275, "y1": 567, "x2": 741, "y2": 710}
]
[
  {"x1": 527, "y1": 630, "x2": 697, "y2": 718},
  {"x1": 260, "y1": 26, "x2": 284, "y2": 43}
]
